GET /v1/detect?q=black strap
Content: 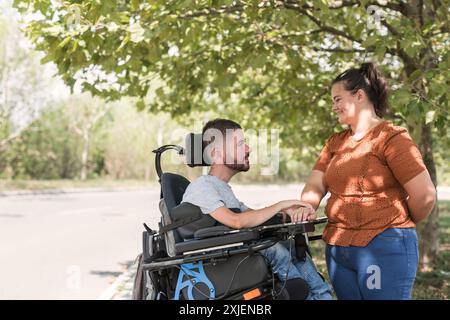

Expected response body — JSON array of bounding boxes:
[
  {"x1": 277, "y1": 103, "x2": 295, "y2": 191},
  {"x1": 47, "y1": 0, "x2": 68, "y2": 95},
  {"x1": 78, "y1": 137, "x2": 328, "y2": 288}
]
[
  {"x1": 159, "y1": 215, "x2": 202, "y2": 234},
  {"x1": 294, "y1": 234, "x2": 310, "y2": 261}
]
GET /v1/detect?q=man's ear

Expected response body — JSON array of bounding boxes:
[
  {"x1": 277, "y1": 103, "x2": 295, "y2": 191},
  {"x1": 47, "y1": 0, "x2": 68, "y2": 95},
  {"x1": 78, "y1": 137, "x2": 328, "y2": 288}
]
[{"x1": 211, "y1": 147, "x2": 223, "y2": 164}]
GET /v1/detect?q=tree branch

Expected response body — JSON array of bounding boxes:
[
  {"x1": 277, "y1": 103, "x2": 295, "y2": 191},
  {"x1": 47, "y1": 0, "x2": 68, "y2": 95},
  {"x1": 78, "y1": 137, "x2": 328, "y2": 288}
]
[
  {"x1": 381, "y1": 20, "x2": 419, "y2": 69},
  {"x1": 279, "y1": 29, "x2": 323, "y2": 39},
  {"x1": 419, "y1": 0, "x2": 424, "y2": 28},
  {"x1": 277, "y1": 1, "x2": 360, "y2": 10},
  {"x1": 178, "y1": 1, "x2": 362, "y2": 46},
  {"x1": 281, "y1": 1, "x2": 361, "y2": 43},
  {"x1": 311, "y1": 46, "x2": 365, "y2": 53},
  {"x1": 381, "y1": 20, "x2": 400, "y2": 37},
  {"x1": 179, "y1": 4, "x2": 245, "y2": 19},
  {"x1": 367, "y1": 1, "x2": 409, "y2": 16}
]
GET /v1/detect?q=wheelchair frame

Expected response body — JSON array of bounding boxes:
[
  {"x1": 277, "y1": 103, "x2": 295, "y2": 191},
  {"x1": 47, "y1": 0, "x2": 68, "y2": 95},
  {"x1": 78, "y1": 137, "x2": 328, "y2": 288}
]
[{"x1": 132, "y1": 138, "x2": 327, "y2": 300}]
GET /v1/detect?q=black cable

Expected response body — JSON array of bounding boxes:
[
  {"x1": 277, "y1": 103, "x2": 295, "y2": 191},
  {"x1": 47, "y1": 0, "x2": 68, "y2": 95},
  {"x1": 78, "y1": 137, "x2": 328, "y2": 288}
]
[
  {"x1": 215, "y1": 254, "x2": 252, "y2": 299},
  {"x1": 271, "y1": 235, "x2": 295, "y2": 299}
]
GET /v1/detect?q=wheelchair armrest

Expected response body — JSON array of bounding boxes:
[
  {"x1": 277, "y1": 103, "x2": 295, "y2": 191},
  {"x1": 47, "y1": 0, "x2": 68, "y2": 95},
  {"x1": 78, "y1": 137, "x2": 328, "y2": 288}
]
[
  {"x1": 175, "y1": 229, "x2": 260, "y2": 255},
  {"x1": 171, "y1": 202, "x2": 218, "y2": 240},
  {"x1": 194, "y1": 225, "x2": 232, "y2": 239},
  {"x1": 171, "y1": 202, "x2": 203, "y2": 221}
]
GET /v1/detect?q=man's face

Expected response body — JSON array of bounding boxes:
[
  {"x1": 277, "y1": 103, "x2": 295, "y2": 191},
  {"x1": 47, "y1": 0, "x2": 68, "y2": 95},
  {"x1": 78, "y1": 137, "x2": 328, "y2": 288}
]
[
  {"x1": 223, "y1": 129, "x2": 250, "y2": 172},
  {"x1": 204, "y1": 128, "x2": 250, "y2": 171}
]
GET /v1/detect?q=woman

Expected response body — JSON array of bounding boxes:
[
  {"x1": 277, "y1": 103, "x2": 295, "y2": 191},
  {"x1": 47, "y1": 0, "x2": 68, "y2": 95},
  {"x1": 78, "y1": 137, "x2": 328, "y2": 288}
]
[{"x1": 298, "y1": 62, "x2": 436, "y2": 299}]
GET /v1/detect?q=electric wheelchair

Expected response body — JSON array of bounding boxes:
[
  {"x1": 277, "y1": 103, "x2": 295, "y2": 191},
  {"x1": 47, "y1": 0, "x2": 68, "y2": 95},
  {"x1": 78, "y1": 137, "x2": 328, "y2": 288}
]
[{"x1": 131, "y1": 133, "x2": 327, "y2": 300}]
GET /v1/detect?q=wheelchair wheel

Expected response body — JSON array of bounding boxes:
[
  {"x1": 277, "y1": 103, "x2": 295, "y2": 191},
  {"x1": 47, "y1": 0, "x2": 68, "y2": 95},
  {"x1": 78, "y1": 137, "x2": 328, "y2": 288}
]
[
  {"x1": 131, "y1": 254, "x2": 145, "y2": 300},
  {"x1": 132, "y1": 254, "x2": 157, "y2": 300},
  {"x1": 273, "y1": 278, "x2": 310, "y2": 300},
  {"x1": 132, "y1": 254, "x2": 177, "y2": 300}
]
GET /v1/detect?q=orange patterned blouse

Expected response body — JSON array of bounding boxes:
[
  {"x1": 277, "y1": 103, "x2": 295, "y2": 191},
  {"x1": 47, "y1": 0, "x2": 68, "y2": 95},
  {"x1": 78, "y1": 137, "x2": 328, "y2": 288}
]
[{"x1": 313, "y1": 121, "x2": 427, "y2": 247}]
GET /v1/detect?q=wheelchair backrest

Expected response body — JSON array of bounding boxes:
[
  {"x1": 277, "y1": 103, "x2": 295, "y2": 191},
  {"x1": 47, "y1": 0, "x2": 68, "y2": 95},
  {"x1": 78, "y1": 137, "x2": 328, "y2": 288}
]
[
  {"x1": 161, "y1": 172, "x2": 190, "y2": 214},
  {"x1": 159, "y1": 172, "x2": 190, "y2": 256}
]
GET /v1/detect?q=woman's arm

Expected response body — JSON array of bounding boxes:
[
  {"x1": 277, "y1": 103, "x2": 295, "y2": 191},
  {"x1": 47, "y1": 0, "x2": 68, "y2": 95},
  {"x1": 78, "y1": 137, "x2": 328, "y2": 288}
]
[
  {"x1": 382, "y1": 128, "x2": 436, "y2": 223},
  {"x1": 286, "y1": 170, "x2": 327, "y2": 223},
  {"x1": 300, "y1": 170, "x2": 328, "y2": 216},
  {"x1": 403, "y1": 170, "x2": 437, "y2": 223},
  {"x1": 298, "y1": 135, "x2": 332, "y2": 221}
]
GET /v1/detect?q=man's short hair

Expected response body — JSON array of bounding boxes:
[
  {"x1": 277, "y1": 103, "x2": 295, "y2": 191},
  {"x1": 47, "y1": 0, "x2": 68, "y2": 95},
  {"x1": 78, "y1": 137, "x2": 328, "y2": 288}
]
[{"x1": 202, "y1": 118, "x2": 241, "y2": 149}]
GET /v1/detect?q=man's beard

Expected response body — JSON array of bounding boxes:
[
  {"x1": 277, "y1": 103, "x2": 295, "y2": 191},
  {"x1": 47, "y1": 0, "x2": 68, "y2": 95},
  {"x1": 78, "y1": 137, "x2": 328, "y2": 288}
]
[{"x1": 224, "y1": 154, "x2": 250, "y2": 172}]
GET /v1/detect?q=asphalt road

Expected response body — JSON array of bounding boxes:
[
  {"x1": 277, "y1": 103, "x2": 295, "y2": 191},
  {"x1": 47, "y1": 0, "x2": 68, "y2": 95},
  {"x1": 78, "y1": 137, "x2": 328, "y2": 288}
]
[
  {"x1": 0, "y1": 188, "x2": 161, "y2": 299},
  {"x1": 0, "y1": 184, "x2": 305, "y2": 299},
  {"x1": 0, "y1": 184, "x2": 448, "y2": 299}
]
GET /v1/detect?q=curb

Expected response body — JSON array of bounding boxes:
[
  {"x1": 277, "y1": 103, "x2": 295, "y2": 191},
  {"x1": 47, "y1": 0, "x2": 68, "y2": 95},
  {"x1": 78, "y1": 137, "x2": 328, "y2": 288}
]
[{"x1": 97, "y1": 259, "x2": 139, "y2": 300}]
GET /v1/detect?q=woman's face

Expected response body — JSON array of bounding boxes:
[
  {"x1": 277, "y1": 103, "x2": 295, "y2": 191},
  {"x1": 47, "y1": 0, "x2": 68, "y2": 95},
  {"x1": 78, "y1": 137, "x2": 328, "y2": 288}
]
[{"x1": 331, "y1": 82, "x2": 358, "y2": 125}]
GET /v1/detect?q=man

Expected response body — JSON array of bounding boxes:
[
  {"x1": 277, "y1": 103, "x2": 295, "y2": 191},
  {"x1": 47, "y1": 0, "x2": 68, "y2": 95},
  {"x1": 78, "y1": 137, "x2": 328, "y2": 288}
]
[{"x1": 181, "y1": 118, "x2": 333, "y2": 300}]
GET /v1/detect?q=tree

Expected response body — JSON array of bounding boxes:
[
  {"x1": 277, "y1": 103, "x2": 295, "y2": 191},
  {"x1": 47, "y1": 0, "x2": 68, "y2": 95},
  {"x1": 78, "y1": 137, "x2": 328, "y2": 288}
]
[
  {"x1": 2, "y1": 105, "x2": 82, "y2": 179},
  {"x1": 0, "y1": 0, "x2": 66, "y2": 151},
  {"x1": 12, "y1": 0, "x2": 450, "y2": 269},
  {"x1": 66, "y1": 94, "x2": 109, "y2": 180}
]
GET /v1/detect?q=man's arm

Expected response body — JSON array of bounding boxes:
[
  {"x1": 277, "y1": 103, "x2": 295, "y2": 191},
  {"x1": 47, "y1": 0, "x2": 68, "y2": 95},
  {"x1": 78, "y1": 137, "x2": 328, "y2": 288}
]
[{"x1": 210, "y1": 200, "x2": 312, "y2": 229}]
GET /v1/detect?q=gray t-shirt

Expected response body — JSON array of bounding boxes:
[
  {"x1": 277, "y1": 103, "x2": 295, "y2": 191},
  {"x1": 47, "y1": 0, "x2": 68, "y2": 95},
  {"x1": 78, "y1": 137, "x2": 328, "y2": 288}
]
[{"x1": 182, "y1": 175, "x2": 249, "y2": 214}]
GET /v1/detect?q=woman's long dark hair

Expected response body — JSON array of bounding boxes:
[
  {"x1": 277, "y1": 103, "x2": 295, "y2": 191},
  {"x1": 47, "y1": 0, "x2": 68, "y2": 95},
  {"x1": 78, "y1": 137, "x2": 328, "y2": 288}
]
[{"x1": 332, "y1": 62, "x2": 389, "y2": 118}]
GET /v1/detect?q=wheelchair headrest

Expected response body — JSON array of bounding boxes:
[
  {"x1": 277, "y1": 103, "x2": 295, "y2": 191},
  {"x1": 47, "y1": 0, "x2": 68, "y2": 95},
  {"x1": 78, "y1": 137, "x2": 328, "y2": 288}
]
[{"x1": 185, "y1": 133, "x2": 211, "y2": 167}]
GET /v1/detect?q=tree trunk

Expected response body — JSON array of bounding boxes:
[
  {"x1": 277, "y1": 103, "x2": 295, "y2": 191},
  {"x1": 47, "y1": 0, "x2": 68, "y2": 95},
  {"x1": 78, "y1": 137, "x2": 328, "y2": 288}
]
[
  {"x1": 80, "y1": 130, "x2": 89, "y2": 181},
  {"x1": 417, "y1": 123, "x2": 440, "y2": 271}
]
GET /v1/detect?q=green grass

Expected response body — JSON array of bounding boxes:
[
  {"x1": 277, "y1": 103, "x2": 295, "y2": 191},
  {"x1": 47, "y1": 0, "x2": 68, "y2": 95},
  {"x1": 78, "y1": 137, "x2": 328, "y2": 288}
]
[
  {"x1": 0, "y1": 178, "x2": 158, "y2": 192},
  {"x1": 413, "y1": 200, "x2": 450, "y2": 300},
  {"x1": 308, "y1": 201, "x2": 450, "y2": 300}
]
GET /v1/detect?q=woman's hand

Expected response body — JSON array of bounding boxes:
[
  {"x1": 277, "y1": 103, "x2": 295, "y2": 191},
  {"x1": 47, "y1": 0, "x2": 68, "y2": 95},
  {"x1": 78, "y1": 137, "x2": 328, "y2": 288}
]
[
  {"x1": 277, "y1": 200, "x2": 315, "y2": 223},
  {"x1": 284, "y1": 205, "x2": 316, "y2": 223}
]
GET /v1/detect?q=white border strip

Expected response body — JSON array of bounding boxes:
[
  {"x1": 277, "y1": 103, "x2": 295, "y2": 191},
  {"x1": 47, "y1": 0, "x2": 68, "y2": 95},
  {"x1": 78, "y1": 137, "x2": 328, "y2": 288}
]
[{"x1": 97, "y1": 262, "x2": 137, "y2": 300}]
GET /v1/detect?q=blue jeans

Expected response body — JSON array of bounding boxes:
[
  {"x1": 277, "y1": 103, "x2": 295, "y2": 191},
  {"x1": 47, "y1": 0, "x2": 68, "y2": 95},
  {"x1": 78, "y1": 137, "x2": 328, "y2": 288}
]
[
  {"x1": 325, "y1": 228, "x2": 419, "y2": 300},
  {"x1": 261, "y1": 240, "x2": 333, "y2": 300}
]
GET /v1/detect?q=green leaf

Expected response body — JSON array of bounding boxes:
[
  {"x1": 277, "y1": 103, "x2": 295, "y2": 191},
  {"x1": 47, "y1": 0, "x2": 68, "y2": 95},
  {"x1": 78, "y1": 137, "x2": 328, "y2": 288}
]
[
  {"x1": 136, "y1": 99, "x2": 145, "y2": 111},
  {"x1": 393, "y1": 88, "x2": 412, "y2": 105},
  {"x1": 40, "y1": 53, "x2": 55, "y2": 64},
  {"x1": 249, "y1": 54, "x2": 266, "y2": 69},
  {"x1": 361, "y1": 35, "x2": 378, "y2": 48},
  {"x1": 156, "y1": 87, "x2": 165, "y2": 99},
  {"x1": 57, "y1": 36, "x2": 71, "y2": 49},
  {"x1": 375, "y1": 46, "x2": 386, "y2": 62},
  {"x1": 131, "y1": 0, "x2": 140, "y2": 11},
  {"x1": 147, "y1": 43, "x2": 161, "y2": 63},
  {"x1": 117, "y1": 34, "x2": 130, "y2": 51},
  {"x1": 408, "y1": 70, "x2": 422, "y2": 82}
]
